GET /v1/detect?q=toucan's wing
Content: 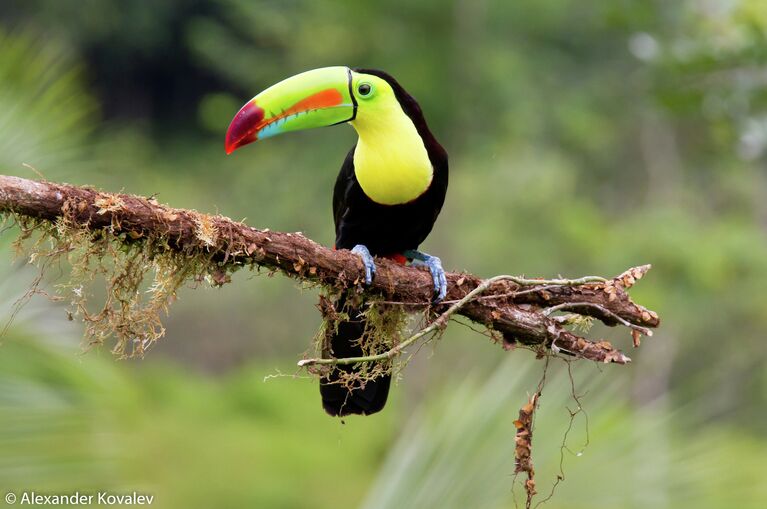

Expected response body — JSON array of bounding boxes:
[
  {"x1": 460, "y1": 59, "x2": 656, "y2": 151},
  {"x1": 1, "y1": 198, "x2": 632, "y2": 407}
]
[{"x1": 332, "y1": 146, "x2": 357, "y2": 244}]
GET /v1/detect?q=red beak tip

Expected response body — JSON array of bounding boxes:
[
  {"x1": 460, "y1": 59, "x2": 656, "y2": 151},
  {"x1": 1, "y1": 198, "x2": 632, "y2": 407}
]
[{"x1": 224, "y1": 101, "x2": 265, "y2": 156}]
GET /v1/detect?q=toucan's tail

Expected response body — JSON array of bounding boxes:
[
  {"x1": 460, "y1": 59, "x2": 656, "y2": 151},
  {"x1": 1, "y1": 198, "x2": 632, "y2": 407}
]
[{"x1": 319, "y1": 297, "x2": 391, "y2": 416}]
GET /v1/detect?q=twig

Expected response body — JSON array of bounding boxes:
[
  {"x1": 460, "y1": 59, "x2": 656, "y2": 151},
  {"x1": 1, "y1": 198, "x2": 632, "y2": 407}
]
[
  {"x1": 514, "y1": 391, "x2": 540, "y2": 509},
  {"x1": 544, "y1": 302, "x2": 654, "y2": 336},
  {"x1": 299, "y1": 274, "x2": 510, "y2": 367}
]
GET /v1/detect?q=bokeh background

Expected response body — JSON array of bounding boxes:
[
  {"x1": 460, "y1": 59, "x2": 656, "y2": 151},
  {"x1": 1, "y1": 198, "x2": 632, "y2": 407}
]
[{"x1": 1, "y1": 1, "x2": 766, "y2": 508}]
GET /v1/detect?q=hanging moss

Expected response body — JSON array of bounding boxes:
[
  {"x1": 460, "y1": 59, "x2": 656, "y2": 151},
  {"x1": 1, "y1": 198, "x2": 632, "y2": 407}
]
[
  {"x1": 310, "y1": 288, "x2": 425, "y2": 387},
  {"x1": 3, "y1": 205, "x2": 423, "y2": 386},
  {"x1": 5, "y1": 206, "x2": 229, "y2": 358}
]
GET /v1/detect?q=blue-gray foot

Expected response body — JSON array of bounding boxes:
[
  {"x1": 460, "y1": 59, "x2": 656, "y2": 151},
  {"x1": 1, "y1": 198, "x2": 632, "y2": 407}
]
[
  {"x1": 351, "y1": 244, "x2": 376, "y2": 286},
  {"x1": 404, "y1": 250, "x2": 447, "y2": 302}
]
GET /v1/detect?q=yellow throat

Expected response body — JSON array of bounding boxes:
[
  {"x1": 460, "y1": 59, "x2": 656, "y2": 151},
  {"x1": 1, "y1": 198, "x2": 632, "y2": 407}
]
[{"x1": 350, "y1": 99, "x2": 433, "y2": 206}]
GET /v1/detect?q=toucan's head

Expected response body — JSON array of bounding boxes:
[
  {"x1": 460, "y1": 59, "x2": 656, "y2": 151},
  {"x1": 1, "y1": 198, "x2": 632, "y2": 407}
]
[{"x1": 225, "y1": 66, "x2": 416, "y2": 154}]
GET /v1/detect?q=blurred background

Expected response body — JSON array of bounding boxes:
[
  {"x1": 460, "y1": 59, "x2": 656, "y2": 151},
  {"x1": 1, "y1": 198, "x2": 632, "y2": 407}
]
[{"x1": 0, "y1": 1, "x2": 766, "y2": 507}]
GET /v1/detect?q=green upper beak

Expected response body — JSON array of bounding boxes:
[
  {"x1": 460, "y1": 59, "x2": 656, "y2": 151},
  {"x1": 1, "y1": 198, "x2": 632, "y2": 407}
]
[{"x1": 225, "y1": 66, "x2": 356, "y2": 154}]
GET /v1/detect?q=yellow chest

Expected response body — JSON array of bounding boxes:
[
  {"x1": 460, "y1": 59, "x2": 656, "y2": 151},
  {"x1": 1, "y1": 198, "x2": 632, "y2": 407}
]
[{"x1": 352, "y1": 115, "x2": 433, "y2": 206}]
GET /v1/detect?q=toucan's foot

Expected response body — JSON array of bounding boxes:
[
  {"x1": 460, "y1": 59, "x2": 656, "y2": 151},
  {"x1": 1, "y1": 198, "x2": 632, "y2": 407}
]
[
  {"x1": 351, "y1": 244, "x2": 376, "y2": 286},
  {"x1": 404, "y1": 250, "x2": 447, "y2": 302}
]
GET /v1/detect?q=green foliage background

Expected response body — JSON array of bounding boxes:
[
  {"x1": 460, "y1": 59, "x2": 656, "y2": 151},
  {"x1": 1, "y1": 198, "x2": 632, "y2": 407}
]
[{"x1": 0, "y1": 1, "x2": 766, "y2": 507}]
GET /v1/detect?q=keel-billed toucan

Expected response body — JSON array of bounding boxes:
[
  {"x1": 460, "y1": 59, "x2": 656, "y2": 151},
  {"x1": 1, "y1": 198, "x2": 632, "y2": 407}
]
[{"x1": 226, "y1": 67, "x2": 448, "y2": 416}]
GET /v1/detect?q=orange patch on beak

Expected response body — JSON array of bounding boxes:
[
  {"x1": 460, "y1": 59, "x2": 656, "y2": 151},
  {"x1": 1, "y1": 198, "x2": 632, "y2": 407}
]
[
  {"x1": 225, "y1": 88, "x2": 345, "y2": 154},
  {"x1": 285, "y1": 88, "x2": 344, "y2": 118}
]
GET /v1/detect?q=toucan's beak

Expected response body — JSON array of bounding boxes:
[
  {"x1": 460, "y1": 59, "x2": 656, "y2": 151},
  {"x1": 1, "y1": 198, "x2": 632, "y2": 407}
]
[{"x1": 225, "y1": 66, "x2": 356, "y2": 154}]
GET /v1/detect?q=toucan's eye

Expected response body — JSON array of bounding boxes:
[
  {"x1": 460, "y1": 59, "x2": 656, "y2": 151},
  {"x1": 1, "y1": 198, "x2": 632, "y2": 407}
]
[{"x1": 357, "y1": 83, "x2": 372, "y2": 97}]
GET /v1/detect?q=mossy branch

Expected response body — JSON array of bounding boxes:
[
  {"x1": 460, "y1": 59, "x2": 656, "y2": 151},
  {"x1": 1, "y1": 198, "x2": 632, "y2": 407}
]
[{"x1": 0, "y1": 175, "x2": 659, "y2": 364}]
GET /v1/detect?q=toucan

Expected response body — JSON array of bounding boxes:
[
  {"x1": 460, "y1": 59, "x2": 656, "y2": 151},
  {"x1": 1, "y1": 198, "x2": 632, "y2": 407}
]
[{"x1": 225, "y1": 67, "x2": 448, "y2": 416}]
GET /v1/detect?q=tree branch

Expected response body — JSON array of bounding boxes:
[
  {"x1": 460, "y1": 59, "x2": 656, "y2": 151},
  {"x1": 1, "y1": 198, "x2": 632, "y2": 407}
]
[{"x1": 0, "y1": 175, "x2": 659, "y2": 364}]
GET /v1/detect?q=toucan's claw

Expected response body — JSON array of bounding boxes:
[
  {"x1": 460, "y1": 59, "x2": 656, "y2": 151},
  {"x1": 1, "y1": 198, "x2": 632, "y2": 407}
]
[
  {"x1": 351, "y1": 244, "x2": 376, "y2": 286},
  {"x1": 425, "y1": 255, "x2": 448, "y2": 303},
  {"x1": 404, "y1": 250, "x2": 447, "y2": 302}
]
